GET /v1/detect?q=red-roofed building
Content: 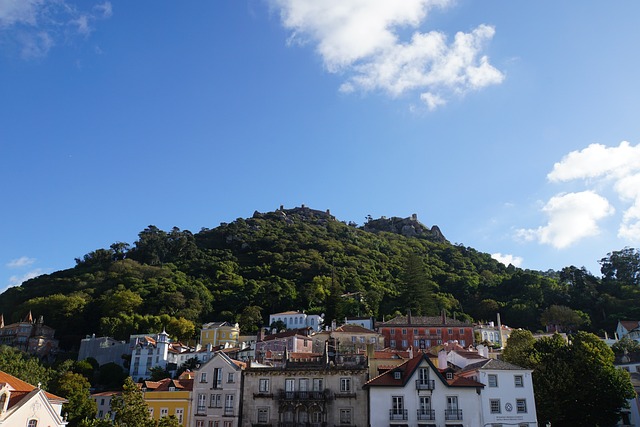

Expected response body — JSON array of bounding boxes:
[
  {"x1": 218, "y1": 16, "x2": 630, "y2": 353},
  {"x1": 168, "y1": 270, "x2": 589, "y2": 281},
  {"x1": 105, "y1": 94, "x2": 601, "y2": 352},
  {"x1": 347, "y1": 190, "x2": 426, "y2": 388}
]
[
  {"x1": 365, "y1": 353, "x2": 484, "y2": 426},
  {"x1": 0, "y1": 370, "x2": 67, "y2": 426},
  {"x1": 377, "y1": 311, "x2": 474, "y2": 351}
]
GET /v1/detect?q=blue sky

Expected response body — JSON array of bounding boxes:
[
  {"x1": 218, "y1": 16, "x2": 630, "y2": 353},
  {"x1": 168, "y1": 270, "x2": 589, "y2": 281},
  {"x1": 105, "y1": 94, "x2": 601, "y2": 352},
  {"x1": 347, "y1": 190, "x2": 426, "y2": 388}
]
[{"x1": 2, "y1": 1, "x2": 640, "y2": 293}]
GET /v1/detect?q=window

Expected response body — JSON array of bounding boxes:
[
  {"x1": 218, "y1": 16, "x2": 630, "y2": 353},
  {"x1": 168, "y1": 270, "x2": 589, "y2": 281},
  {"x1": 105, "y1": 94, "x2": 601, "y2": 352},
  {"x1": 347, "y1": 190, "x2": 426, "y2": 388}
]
[
  {"x1": 446, "y1": 372, "x2": 453, "y2": 380},
  {"x1": 436, "y1": 329, "x2": 442, "y2": 336},
  {"x1": 414, "y1": 339, "x2": 419, "y2": 348},
  {"x1": 299, "y1": 378, "x2": 309, "y2": 391},
  {"x1": 28, "y1": 420, "x2": 38, "y2": 427},
  {"x1": 196, "y1": 422, "x2": 204, "y2": 427},
  {"x1": 227, "y1": 372, "x2": 234, "y2": 383},
  {"x1": 419, "y1": 396, "x2": 431, "y2": 411},
  {"x1": 98, "y1": 411, "x2": 103, "y2": 418},
  {"x1": 418, "y1": 368, "x2": 429, "y2": 384},
  {"x1": 394, "y1": 371, "x2": 401, "y2": 380},
  {"x1": 448, "y1": 328, "x2": 453, "y2": 335},
  {"x1": 516, "y1": 399, "x2": 527, "y2": 413},
  {"x1": 313, "y1": 378, "x2": 323, "y2": 391},
  {"x1": 351, "y1": 336, "x2": 356, "y2": 343},
  {"x1": 401, "y1": 339, "x2": 408, "y2": 348},
  {"x1": 390, "y1": 339, "x2": 396, "y2": 348},
  {"x1": 214, "y1": 368, "x2": 222, "y2": 388},
  {"x1": 340, "y1": 377, "x2": 351, "y2": 392},
  {"x1": 402, "y1": 329, "x2": 407, "y2": 335},
  {"x1": 488, "y1": 374, "x2": 498, "y2": 387},
  {"x1": 259, "y1": 378, "x2": 270, "y2": 393},
  {"x1": 100, "y1": 398, "x2": 105, "y2": 405},
  {"x1": 175, "y1": 407, "x2": 184, "y2": 423},
  {"x1": 459, "y1": 328, "x2": 464, "y2": 334},
  {"x1": 413, "y1": 329, "x2": 419, "y2": 335},
  {"x1": 490, "y1": 399, "x2": 501, "y2": 414},
  {"x1": 197, "y1": 394, "x2": 206, "y2": 413},
  {"x1": 210, "y1": 394, "x2": 221, "y2": 407},
  {"x1": 225, "y1": 394, "x2": 234, "y2": 412},
  {"x1": 340, "y1": 408, "x2": 352, "y2": 424},
  {"x1": 149, "y1": 408, "x2": 154, "y2": 417},
  {"x1": 390, "y1": 328, "x2": 395, "y2": 334},
  {"x1": 514, "y1": 375, "x2": 524, "y2": 387},
  {"x1": 160, "y1": 407, "x2": 169, "y2": 418},
  {"x1": 257, "y1": 408, "x2": 269, "y2": 423},
  {"x1": 200, "y1": 372, "x2": 207, "y2": 383},
  {"x1": 391, "y1": 396, "x2": 404, "y2": 415}
]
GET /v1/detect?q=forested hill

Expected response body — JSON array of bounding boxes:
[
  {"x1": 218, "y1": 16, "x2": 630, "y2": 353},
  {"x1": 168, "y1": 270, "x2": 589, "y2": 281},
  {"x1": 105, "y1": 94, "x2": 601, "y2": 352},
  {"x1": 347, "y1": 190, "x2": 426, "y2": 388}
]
[{"x1": 1, "y1": 206, "x2": 639, "y2": 350}]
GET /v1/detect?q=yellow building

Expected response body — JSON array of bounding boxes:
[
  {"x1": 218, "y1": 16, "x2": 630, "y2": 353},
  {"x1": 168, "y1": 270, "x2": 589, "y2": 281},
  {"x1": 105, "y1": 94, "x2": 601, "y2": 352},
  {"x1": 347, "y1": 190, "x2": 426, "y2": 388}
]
[
  {"x1": 200, "y1": 321, "x2": 240, "y2": 347},
  {"x1": 142, "y1": 375, "x2": 193, "y2": 426}
]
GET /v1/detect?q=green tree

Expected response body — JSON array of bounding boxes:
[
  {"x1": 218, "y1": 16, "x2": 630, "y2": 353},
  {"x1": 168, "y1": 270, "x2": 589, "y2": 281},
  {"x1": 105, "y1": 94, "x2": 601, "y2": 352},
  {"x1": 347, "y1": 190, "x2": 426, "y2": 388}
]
[
  {"x1": 612, "y1": 336, "x2": 640, "y2": 355},
  {"x1": 540, "y1": 305, "x2": 589, "y2": 333},
  {"x1": 506, "y1": 332, "x2": 635, "y2": 426},
  {"x1": 502, "y1": 329, "x2": 536, "y2": 368},
  {"x1": 156, "y1": 416, "x2": 180, "y2": 427},
  {"x1": 238, "y1": 305, "x2": 263, "y2": 334},
  {"x1": 398, "y1": 253, "x2": 437, "y2": 316},
  {"x1": 600, "y1": 247, "x2": 640, "y2": 286},
  {"x1": 97, "y1": 362, "x2": 127, "y2": 390},
  {"x1": 149, "y1": 366, "x2": 171, "y2": 381},
  {"x1": 111, "y1": 377, "x2": 153, "y2": 427},
  {"x1": 0, "y1": 345, "x2": 52, "y2": 388},
  {"x1": 50, "y1": 371, "x2": 96, "y2": 427}
]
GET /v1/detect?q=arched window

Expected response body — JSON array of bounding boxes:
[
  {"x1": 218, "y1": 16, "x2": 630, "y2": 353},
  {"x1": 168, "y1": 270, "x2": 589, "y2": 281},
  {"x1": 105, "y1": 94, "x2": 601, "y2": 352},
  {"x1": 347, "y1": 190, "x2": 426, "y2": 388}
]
[
  {"x1": 28, "y1": 420, "x2": 38, "y2": 427},
  {"x1": 0, "y1": 393, "x2": 6, "y2": 413}
]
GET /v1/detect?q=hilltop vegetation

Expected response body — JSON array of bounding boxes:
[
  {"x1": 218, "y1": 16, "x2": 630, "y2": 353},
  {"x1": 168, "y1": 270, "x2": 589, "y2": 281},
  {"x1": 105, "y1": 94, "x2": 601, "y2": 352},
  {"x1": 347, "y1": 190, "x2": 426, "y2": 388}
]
[{"x1": 1, "y1": 206, "x2": 639, "y2": 349}]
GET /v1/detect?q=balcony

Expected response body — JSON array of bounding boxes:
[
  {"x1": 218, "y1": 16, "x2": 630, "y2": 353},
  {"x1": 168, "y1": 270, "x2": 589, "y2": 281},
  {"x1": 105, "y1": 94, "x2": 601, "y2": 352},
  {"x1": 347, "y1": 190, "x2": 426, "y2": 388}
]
[
  {"x1": 278, "y1": 390, "x2": 328, "y2": 401},
  {"x1": 444, "y1": 409, "x2": 463, "y2": 421},
  {"x1": 278, "y1": 423, "x2": 327, "y2": 427},
  {"x1": 389, "y1": 409, "x2": 407, "y2": 421},
  {"x1": 415, "y1": 379, "x2": 435, "y2": 390},
  {"x1": 417, "y1": 409, "x2": 435, "y2": 421}
]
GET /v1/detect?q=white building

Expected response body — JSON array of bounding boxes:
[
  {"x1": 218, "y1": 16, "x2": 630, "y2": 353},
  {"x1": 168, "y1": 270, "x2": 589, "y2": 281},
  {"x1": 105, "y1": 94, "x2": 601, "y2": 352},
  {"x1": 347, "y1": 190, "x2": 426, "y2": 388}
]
[
  {"x1": 191, "y1": 351, "x2": 245, "y2": 427},
  {"x1": 0, "y1": 370, "x2": 67, "y2": 427},
  {"x1": 268, "y1": 311, "x2": 323, "y2": 332},
  {"x1": 365, "y1": 351, "x2": 538, "y2": 427},
  {"x1": 617, "y1": 320, "x2": 640, "y2": 341}
]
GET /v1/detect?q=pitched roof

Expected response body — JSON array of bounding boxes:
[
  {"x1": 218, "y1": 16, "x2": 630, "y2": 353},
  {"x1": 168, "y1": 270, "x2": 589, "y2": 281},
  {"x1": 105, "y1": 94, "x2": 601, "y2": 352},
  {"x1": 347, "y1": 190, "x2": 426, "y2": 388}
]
[
  {"x1": 271, "y1": 311, "x2": 302, "y2": 316},
  {"x1": 365, "y1": 353, "x2": 483, "y2": 389},
  {"x1": 379, "y1": 315, "x2": 471, "y2": 327},
  {"x1": 620, "y1": 320, "x2": 640, "y2": 331},
  {"x1": 145, "y1": 378, "x2": 194, "y2": 392},
  {"x1": 334, "y1": 324, "x2": 377, "y2": 333},
  {"x1": 458, "y1": 358, "x2": 526, "y2": 373},
  {"x1": 0, "y1": 370, "x2": 65, "y2": 408}
]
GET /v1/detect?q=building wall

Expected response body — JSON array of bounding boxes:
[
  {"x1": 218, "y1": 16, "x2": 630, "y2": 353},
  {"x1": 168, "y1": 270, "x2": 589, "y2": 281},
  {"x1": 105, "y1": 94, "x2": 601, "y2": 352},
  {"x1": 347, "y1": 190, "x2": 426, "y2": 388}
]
[
  {"x1": 145, "y1": 390, "x2": 191, "y2": 426},
  {"x1": 201, "y1": 324, "x2": 240, "y2": 347},
  {"x1": 477, "y1": 369, "x2": 537, "y2": 426},
  {"x1": 79, "y1": 335, "x2": 130, "y2": 367},
  {"x1": 241, "y1": 366, "x2": 367, "y2": 427},
  {"x1": 268, "y1": 312, "x2": 323, "y2": 332},
  {"x1": 378, "y1": 325, "x2": 474, "y2": 350},
  {"x1": 191, "y1": 353, "x2": 243, "y2": 427},
  {"x1": 368, "y1": 359, "x2": 482, "y2": 427}
]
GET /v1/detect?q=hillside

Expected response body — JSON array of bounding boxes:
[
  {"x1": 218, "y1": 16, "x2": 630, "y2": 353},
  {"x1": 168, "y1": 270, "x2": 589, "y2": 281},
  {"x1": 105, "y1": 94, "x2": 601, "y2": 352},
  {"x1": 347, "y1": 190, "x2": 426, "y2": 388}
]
[{"x1": 0, "y1": 206, "x2": 638, "y2": 350}]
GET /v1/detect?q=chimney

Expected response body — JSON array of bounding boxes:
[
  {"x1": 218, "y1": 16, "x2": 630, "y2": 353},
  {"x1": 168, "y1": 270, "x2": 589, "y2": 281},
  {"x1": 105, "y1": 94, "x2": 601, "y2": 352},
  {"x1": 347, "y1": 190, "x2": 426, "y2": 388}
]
[
  {"x1": 331, "y1": 320, "x2": 337, "y2": 331},
  {"x1": 441, "y1": 309, "x2": 446, "y2": 325},
  {"x1": 438, "y1": 349, "x2": 447, "y2": 370},
  {"x1": 408, "y1": 346, "x2": 414, "y2": 359},
  {"x1": 407, "y1": 309, "x2": 412, "y2": 325}
]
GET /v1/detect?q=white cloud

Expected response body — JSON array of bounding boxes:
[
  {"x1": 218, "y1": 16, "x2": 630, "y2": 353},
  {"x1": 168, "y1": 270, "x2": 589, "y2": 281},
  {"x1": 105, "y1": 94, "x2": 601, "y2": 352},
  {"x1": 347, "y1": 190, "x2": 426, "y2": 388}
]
[
  {"x1": 491, "y1": 253, "x2": 523, "y2": 267},
  {"x1": 0, "y1": 0, "x2": 43, "y2": 28},
  {"x1": 0, "y1": 0, "x2": 112, "y2": 59},
  {"x1": 274, "y1": 0, "x2": 503, "y2": 109},
  {"x1": 6, "y1": 256, "x2": 36, "y2": 269},
  {"x1": 6, "y1": 268, "x2": 45, "y2": 288},
  {"x1": 517, "y1": 191, "x2": 614, "y2": 249},
  {"x1": 545, "y1": 141, "x2": 640, "y2": 242}
]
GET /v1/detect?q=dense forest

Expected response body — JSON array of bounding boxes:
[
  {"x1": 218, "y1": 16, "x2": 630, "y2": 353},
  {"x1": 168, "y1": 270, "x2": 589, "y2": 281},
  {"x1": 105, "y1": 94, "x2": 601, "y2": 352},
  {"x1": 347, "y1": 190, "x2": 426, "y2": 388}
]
[{"x1": 1, "y1": 206, "x2": 639, "y2": 350}]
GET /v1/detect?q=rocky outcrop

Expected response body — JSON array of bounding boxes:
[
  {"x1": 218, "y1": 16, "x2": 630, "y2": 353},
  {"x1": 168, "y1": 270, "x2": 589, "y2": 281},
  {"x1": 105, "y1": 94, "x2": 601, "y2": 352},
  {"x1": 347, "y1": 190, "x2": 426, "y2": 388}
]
[{"x1": 363, "y1": 214, "x2": 447, "y2": 243}]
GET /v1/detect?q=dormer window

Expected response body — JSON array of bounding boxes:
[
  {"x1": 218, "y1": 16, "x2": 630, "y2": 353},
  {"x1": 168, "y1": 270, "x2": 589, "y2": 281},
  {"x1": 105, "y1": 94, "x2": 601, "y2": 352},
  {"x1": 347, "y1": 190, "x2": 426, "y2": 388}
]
[
  {"x1": 169, "y1": 386, "x2": 175, "y2": 391},
  {"x1": 394, "y1": 371, "x2": 401, "y2": 380},
  {"x1": 446, "y1": 372, "x2": 453, "y2": 380}
]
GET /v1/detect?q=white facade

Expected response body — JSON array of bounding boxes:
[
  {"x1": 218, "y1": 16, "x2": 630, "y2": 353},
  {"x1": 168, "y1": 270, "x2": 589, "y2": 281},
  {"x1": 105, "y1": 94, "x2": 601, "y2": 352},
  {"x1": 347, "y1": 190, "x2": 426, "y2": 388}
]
[
  {"x1": 269, "y1": 311, "x2": 323, "y2": 332},
  {"x1": 474, "y1": 361, "x2": 538, "y2": 427},
  {"x1": 367, "y1": 355, "x2": 484, "y2": 427},
  {"x1": 191, "y1": 351, "x2": 244, "y2": 427},
  {"x1": 0, "y1": 372, "x2": 67, "y2": 427}
]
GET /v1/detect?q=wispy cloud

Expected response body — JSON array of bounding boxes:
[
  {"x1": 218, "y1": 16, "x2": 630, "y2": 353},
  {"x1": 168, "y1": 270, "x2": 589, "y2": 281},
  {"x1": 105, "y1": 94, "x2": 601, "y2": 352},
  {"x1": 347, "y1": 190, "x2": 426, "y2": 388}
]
[
  {"x1": 273, "y1": 0, "x2": 503, "y2": 109},
  {"x1": 517, "y1": 141, "x2": 640, "y2": 248},
  {"x1": 6, "y1": 256, "x2": 36, "y2": 269},
  {"x1": 0, "y1": 0, "x2": 112, "y2": 59},
  {"x1": 8, "y1": 269, "x2": 44, "y2": 286},
  {"x1": 491, "y1": 253, "x2": 523, "y2": 267}
]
